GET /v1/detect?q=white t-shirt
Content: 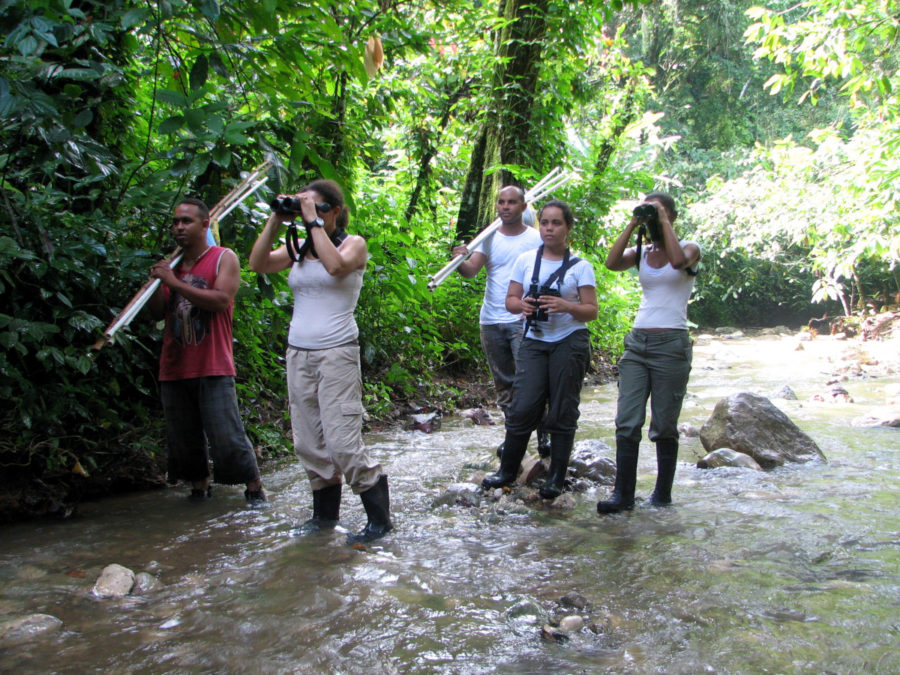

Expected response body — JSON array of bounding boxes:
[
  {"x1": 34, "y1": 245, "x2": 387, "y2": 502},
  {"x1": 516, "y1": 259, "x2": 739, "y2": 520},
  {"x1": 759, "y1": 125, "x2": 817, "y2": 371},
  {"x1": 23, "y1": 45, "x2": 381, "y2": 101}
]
[
  {"x1": 472, "y1": 227, "x2": 542, "y2": 325},
  {"x1": 632, "y1": 240, "x2": 700, "y2": 330},
  {"x1": 510, "y1": 248, "x2": 596, "y2": 343}
]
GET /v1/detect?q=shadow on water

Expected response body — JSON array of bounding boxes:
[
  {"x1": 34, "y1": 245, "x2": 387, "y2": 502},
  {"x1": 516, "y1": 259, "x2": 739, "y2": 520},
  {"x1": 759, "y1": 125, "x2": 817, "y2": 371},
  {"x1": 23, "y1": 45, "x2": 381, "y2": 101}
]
[{"x1": 1, "y1": 331, "x2": 899, "y2": 673}]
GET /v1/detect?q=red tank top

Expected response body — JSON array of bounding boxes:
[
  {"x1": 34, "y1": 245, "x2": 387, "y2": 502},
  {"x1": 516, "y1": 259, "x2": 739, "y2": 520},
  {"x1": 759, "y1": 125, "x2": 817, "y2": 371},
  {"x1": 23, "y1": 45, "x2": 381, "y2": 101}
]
[{"x1": 158, "y1": 246, "x2": 236, "y2": 381}]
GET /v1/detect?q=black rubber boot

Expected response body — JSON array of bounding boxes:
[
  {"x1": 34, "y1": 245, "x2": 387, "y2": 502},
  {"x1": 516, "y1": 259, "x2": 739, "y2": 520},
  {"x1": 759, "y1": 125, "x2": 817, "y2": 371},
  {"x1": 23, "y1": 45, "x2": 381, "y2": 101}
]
[
  {"x1": 539, "y1": 432, "x2": 574, "y2": 499},
  {"x1": 536, "y1": 424, "x2": 551, "y2": 459},
  {"x1": 649, "y1": 438, "x2": 678, "y2": 507},
  {"x1": 482, "y1": 432, "x2": 530, "y2": 489},
  {"x1": 347, "y1": 475, "x2": 393, "y2": 544},
  {"x1": 596, "y1": 436, "x2": 639, "y2": 514},
  {"x1": 294, "y1": 483, "x2": 341, "y2": 536}
]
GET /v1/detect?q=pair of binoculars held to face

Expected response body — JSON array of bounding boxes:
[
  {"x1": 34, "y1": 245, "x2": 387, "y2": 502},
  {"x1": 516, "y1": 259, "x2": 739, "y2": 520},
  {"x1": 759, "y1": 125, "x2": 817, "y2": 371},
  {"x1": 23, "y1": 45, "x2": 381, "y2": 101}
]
[
  {"x1": 270, "y1": 196, "x2": 333, "y2": 216},
  {"x1": 633, "y1": 203, "x2": 663, "y2": 241}
]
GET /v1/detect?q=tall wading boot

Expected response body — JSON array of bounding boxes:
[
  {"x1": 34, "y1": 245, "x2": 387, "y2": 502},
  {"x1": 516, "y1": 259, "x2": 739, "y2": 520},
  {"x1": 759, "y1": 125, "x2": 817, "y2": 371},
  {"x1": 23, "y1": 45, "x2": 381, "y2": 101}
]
[
  {"x1": 596, "y1": 436, "x2": 639, "y2": 514},
  {"x1": 536, "y1": 423, "x2": 552, "y2": 459},
  {"x1": 649, "y1": 438, "x2": 678, "y2": 507},
  {"x1": 347, "y1": 475, "x2": 393, "y2": 544},
  {"x1": 482, "y1": 432, "x2": 531, "y2": 489},
  {"x1": 294, "y1": 483, "x2": 342, "y2": 536},
  {"x1": 539, "y1": 432, "x2": 574, "y2": 500}
]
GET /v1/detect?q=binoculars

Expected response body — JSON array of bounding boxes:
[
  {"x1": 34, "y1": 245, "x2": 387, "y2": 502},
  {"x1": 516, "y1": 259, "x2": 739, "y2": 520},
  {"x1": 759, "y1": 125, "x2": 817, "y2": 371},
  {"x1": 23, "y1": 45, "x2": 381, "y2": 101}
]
[
  {"x1": 526, "y1": 284, "x2": 561, "y2": 322},
  {"x1": 270, "y1": 197, "x2": 333, "y2": 216}
]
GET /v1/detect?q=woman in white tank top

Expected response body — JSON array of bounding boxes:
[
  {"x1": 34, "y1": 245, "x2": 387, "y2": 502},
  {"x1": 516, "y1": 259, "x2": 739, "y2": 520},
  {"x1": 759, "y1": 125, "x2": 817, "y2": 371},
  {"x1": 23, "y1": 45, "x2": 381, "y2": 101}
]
[
  {"x1": 597, "y1": 192, "x2": 701, "y2": 515},
  {"x1": 249, "y1": 178, "x2": 392, "y2": 544}
]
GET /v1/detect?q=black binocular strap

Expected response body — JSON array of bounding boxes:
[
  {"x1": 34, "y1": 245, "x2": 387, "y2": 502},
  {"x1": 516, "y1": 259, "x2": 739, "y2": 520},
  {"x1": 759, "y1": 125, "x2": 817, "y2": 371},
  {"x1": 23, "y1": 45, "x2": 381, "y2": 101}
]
[
  {"x1": 634, "y1": 229, "x2": 700, "y2": 276},
  {"x1": 286, "y1": 225, "x2": 348, "y2": 264}
]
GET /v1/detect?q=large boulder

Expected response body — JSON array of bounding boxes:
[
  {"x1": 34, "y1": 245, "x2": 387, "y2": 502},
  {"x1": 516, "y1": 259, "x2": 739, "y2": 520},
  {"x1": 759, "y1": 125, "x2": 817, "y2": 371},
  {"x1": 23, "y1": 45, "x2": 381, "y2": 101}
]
[{"x1": 699, "y1": 392, "x2": 826, "y2": 468}]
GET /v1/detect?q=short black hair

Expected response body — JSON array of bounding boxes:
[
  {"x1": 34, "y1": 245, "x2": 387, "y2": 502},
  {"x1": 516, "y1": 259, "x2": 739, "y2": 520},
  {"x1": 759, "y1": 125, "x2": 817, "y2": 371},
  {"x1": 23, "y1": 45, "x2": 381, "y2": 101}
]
[
  {"x1": 538, "y1": 199, "x2": 574, "y2": 227},
  {"x1": 177, "y1": 197, "x2": 210, "y2": 220}
]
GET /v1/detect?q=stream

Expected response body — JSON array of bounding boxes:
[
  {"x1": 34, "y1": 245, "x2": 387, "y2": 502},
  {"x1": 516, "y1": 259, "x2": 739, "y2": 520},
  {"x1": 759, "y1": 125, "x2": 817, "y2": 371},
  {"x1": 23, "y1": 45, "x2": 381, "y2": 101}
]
[{"x1": 1, "y1": 329, "x2": 898, "y2": 673}]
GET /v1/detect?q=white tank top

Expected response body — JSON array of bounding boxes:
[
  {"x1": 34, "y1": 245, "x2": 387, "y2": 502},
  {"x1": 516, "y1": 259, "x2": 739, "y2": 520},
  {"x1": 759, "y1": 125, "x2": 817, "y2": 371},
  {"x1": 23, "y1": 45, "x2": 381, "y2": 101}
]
[
  {"x1": 632, "y1": 240, "x2": 699, "y2": 330},
  {"x1": 287, "y1": 246, "x2": 363, "y2": 349}
]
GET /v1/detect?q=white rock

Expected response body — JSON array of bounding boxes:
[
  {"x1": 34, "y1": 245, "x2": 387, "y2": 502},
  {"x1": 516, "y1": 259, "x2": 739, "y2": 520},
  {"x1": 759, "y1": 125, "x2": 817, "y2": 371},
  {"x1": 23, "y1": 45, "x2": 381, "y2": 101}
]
[
  {"x1": 559, "y1": 615, "x2": 584, "y2": 632},
  {"x1": 132, "y1": 572, "x2": 161, "y2": 595},
  {"x1": 92, "y1": 563, "x2": 135, "y2": 598}
]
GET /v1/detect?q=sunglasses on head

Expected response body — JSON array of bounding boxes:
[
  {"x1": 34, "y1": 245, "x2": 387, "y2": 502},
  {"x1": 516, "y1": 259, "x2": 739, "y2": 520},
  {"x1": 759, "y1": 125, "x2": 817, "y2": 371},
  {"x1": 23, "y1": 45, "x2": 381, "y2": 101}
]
[{"x1": 315, "y1": 203, "x2": 333, "y2": 213}]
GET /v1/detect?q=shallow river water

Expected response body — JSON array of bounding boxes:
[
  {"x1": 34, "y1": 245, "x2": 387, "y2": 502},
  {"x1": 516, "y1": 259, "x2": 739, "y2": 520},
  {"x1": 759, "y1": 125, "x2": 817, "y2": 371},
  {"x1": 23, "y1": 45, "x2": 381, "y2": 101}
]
[{"x1": 1, "y1": 331, "x2": 898, "y2": 673}]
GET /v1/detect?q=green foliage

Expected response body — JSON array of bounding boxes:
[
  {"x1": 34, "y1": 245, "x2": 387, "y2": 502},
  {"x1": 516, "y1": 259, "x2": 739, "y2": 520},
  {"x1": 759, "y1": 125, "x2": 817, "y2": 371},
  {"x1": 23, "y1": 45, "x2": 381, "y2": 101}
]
[
  {"x1": 745, "y1": 0, "x2": 900, "y2": 119},
  {"x1": 688, "y1": 129, "x2": 900, "y2": 317}
]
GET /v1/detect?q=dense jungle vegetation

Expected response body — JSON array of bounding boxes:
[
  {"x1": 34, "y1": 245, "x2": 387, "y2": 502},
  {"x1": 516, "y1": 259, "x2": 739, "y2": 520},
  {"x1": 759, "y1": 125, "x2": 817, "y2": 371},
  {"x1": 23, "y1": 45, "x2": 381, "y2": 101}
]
[{"x1": 1, "y1": 0, "x2": 898, "y2": 514}]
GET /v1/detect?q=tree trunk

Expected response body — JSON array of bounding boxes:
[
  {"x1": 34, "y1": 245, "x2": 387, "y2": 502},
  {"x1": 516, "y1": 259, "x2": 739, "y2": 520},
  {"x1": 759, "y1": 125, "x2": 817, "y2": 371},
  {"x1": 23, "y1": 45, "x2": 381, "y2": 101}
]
[
  {"x1": 405, "y1": 80, "x2": 471, "y2": 223},
  {"x1": 455, "y1": 0, "x2": 549, "y2": 237}
]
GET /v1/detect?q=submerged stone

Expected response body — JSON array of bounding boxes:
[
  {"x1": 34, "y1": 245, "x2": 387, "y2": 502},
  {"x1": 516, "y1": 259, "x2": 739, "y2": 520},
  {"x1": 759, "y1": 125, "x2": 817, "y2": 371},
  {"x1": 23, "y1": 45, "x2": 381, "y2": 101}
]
[
  {"x1": 0, "y1": 613, "x2": 63, "y2": 647},
  {"x1": 697, "y1": 448, "x2": 763, "y2": 470},
  {"x1": 432, "y1": 482, "x2": 483, "y2": 508},
  {"x1": 559, "y1": 615, "x2": 585, "y2": 632}
]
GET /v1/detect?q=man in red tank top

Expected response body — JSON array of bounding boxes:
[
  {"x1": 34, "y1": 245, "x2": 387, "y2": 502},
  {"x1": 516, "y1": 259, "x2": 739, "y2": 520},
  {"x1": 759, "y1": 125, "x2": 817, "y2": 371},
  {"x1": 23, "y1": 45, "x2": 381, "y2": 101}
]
[{"x1": 148, "y1": 199, "x2": 266, "y2": 506}]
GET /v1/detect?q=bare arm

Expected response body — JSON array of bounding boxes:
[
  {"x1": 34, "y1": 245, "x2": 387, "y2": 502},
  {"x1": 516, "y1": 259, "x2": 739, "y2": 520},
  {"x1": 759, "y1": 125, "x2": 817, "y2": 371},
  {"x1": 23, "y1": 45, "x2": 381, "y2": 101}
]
[
  {"x1": 535, "y1": 285, "x2": 599, "y2": 322},
  {"x1": 605, "y1": 218, "x2": 639, "y2": 271},
  {"x1": 451, "y1": 245, "x2": 487, "y2": 278},
  {"x1": 249, "y1": 212, "x2": 294, "y2": 274},
  {"x1": 658, "y1": 209, "x2": 689, "y2": 270},
  {"x1": 505, "y1": 280, "x2": 533, "y2": 317},
  {"x1": 309, "y1": 228, "x2": 368, "y2": 277},
  {"x1": 150, "y1": 249, "x2": 240, "y2": 314}
]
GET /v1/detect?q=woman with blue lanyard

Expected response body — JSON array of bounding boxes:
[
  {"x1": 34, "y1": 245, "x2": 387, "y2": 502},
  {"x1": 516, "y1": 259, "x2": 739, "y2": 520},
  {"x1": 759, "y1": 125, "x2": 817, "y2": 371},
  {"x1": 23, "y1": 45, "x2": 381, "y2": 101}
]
[
  {"x1": 482, "y1": 200, "x2": 598, "y2": 500},
  {"x1": 597, "y1": 192, "x2": 701, "y2": 514}
]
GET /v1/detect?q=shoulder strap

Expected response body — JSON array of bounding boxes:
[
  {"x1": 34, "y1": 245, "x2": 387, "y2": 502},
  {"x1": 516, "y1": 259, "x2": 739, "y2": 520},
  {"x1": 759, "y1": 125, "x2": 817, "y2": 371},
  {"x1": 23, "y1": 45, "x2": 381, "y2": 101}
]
[
  {"x1": 543, "y1": 249, "x2": 579, "y2": 289},
  {"x1": 529, "y1": 245, "x2": 544, "y2": 286}
]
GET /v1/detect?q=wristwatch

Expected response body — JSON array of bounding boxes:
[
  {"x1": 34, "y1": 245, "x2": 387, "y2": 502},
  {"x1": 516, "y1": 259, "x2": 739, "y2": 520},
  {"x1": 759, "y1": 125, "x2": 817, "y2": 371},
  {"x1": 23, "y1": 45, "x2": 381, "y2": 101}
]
[{"x1": 305, "y1": 217, "x2": 325, "y2": 228}]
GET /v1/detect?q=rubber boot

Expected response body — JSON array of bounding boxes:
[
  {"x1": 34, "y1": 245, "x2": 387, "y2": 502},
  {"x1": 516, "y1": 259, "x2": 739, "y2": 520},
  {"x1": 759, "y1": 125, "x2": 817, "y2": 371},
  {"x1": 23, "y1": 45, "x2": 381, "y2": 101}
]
[
  {"x1": 539, "y1": 432, "x2": 574, "y2": 500},
  {"x1": 596, "y1": 436, "x2": 639, "y2": 514},
  {"x1": 294, "y1": 483, "x2": 341, "y2": 536},
  {"x1": 536, "y1": 423, "x2": 551, "y2": 459},
  {"x1": 649, "y1": 438, "x2": 678, "y2": 507},
  {"x1": 482, "y1": 432, "x2": 530, "y2": 489},
  {"x1": 347, "y1": 475, "x2": 393, "y2": 544}
]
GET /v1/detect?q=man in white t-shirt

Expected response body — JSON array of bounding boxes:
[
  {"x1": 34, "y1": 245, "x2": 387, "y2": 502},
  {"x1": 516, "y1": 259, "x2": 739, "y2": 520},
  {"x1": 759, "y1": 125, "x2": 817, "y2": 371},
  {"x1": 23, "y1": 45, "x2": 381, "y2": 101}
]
[{"x1": 451, "y1": 186, "x2": 545, "y2": 450}]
